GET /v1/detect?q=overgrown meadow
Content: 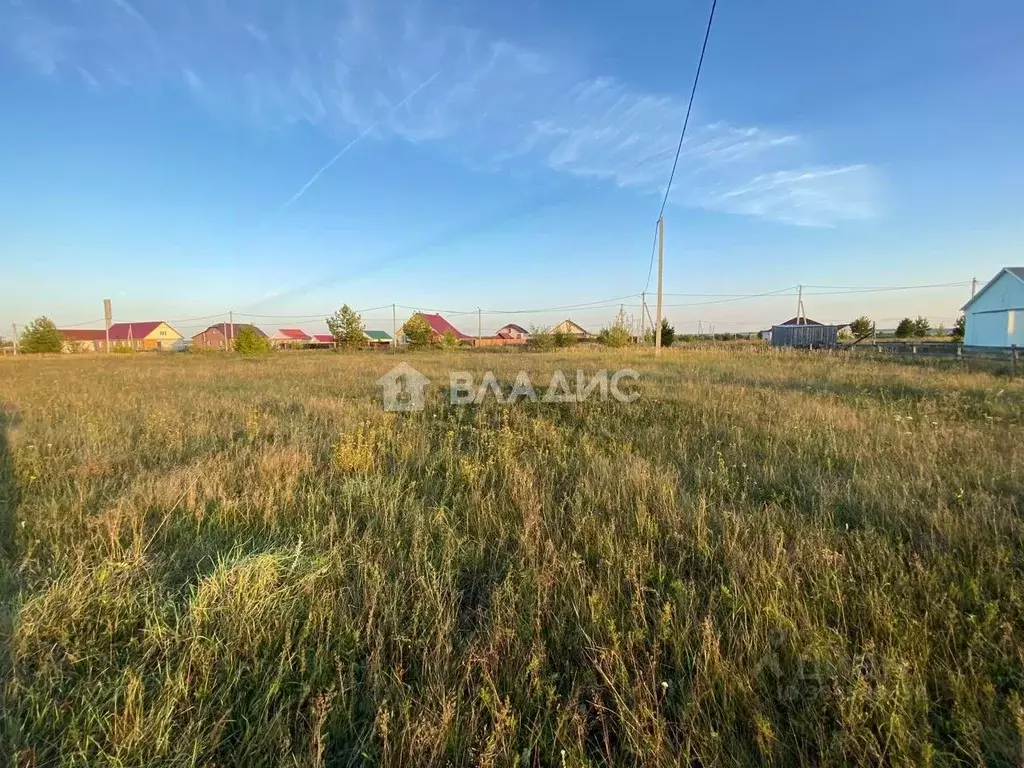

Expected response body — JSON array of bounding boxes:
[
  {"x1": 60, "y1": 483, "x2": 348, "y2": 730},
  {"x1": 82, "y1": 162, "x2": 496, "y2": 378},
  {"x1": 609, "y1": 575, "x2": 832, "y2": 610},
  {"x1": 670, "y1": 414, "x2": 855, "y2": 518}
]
[{"x1": 1, "y1": 348, "x2": 1022, "y2": 766}]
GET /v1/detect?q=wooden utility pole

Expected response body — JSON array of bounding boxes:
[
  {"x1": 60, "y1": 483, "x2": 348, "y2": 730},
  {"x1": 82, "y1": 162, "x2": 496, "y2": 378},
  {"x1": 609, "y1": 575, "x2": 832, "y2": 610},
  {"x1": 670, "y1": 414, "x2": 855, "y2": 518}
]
[
  {"x1": 228, "y1": 310, "x2": 234, "y2": 349},
  {"x1": 103, "y1": 298, "x2": 112, "y2": 353},
  {"x1": 639, "y1": 292, "x2": 646, "y2": 345},
  {"x1": 655, "y1": 216, "x2": 665, "y2": 356},
  {"x1": 971, "y1": 277, "x2": 978, "y2": 298},
  {"x1": 11, "y1": 323, "x2": 18, "y2": 355}
]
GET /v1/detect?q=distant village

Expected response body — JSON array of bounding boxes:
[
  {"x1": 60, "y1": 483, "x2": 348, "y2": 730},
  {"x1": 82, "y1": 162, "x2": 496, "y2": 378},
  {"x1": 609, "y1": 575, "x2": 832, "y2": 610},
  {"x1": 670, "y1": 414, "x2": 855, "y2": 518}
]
[
  {"x1": 8, "y1": 266, "x2": 1023, "y2": 354},
  {"x1": 52, "y1": 313, "x2": 598, "y2": 353}
]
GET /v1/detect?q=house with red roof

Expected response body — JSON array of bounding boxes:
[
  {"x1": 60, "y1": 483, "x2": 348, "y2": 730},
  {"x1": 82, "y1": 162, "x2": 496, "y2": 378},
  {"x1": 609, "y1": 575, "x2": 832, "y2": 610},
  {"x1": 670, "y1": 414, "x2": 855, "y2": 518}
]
[
  {"x1": 191, "y1": 323, "x2": 266, "y2": 350},
  {"x1": 310, "y1": 334, "x2": 336, "y2": 347},
  {"x1": 107, "y1": 321, "x2": 183, "y2": 351},
  {"x1": 495, "y1": 323, "x2": 529, "y2": 340},
  {"x1": 402, "y1": 313, "x2": 471, "y2": 345},
  {"x1": 269, "y1": 328, "x2": 312, "y2": 348},
  {"x1": 58, "y1": 328, "x2": 109, "y2": 352}
]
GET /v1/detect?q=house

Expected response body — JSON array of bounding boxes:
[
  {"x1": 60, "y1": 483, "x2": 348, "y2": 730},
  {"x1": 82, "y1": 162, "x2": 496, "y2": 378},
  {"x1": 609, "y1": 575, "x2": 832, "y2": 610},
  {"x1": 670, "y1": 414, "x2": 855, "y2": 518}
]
[
  {"x1": 777, "y1": 316, "x2": 823, "y2": 326},
  {"x1": 962, "y1": 267, "x2": 1024, "y2": 347},
  {"x1": 269, "y1": 328, "x2": 311, "y2": 347},
  {"x1": 310, "y1": 334, "x2": 336, "y2": 347},
  {"x1": 551, "y1": 319, "x2": 594, "y2": 340},
  {"x1": 770, "y1": 315, "x2": 845, "y2": 348},
  {"x1": 107, "y1": 322, "x2": 183, "y2": 351},
  {"x1": 364, "y1": 330, "x2": 394, "y2": 347},
  {"x1": 58, "y1": 328, "x2": 108, "y2": 352},
  {"x1": 495, "y1": 323, "x2": 529, "y2": 340},
  {"x1": 192, "y1": 323, "x2": 266, "y2": 350},
  {"x1": 403, "y1": 313, "x2": 471, "y2": 344}
]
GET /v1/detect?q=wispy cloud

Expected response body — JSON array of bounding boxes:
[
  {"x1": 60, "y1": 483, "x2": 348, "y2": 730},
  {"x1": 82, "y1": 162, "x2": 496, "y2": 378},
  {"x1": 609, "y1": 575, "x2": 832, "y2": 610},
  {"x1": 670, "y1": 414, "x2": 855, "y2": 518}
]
[{"x1": 0, "y1": 0, "x2": 879, "y2": 225}]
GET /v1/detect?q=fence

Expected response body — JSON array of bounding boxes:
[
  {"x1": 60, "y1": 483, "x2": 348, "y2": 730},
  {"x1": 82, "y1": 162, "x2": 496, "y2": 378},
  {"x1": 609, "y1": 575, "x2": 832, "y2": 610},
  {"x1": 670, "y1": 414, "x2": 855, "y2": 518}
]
[{"x1": 851, "y1": 341, "x2": 1021, "y2": 374}]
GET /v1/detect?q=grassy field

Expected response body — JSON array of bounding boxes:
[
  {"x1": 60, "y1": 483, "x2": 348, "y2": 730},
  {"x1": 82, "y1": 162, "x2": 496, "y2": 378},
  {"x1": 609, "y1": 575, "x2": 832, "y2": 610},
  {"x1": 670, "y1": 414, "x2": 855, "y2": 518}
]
[{"x1": 1, "y1": 347, "x2": 1023, "y2": 766}]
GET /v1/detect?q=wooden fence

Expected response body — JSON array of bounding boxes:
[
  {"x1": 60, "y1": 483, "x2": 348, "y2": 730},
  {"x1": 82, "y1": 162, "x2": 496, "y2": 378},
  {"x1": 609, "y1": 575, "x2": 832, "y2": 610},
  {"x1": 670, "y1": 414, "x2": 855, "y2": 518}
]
[{"x1": 850, "y1": 341, "x2": 1021, "y2": 374}]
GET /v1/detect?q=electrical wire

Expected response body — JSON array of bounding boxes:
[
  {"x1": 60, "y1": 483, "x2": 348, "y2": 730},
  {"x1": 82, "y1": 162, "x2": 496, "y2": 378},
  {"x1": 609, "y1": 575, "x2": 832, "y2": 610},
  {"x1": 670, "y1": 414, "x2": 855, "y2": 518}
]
[
  {"x1": 394, "y1": 293, "x2": 642, "y2": 317},
  {"x1": 644, "y1": 0, "x2": 718, "y2": 292},
  {"x1": 661, "y1": 285, "x2": 798, "y2": 308},
  {"x1": 801, "y1": 281, "x2": 971, "y2": 296},
  {"x1": 17, "y1": 280, "x2": 973, "y2": 336}
]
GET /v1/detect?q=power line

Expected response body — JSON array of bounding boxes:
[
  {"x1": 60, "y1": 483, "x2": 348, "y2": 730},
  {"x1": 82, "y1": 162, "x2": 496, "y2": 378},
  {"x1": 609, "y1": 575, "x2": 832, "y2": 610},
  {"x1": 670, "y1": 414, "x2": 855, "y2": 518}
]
[
  {"x1": 234, "y1": 303, "x2": 393, "y2": 320},
  {"x1": 394, "y1": 293, "x2": 642, "y2": 317},
  {"x1": 644, "y1": 0, "x2": 718, "y2": 292},
  {"x1": 54, "y1": 317, "x2": 106, "y2": 328},
  {"x1": 166, "y1": 313, "x2": 230, "y2": 325},
  {"x1": 661, "y1": 285, "x2": 798, "y2": 308},
  {"x1": 801, "y1": 281, "x2": 972, "y2": 296},
  {"x1": 642, "y1": 220, "x2": 660, "y2": 296}
]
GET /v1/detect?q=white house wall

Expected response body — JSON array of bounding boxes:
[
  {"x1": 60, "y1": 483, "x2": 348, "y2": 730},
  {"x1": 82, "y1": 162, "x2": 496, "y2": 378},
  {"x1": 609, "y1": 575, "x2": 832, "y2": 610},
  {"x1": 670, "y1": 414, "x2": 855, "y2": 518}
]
[
  {"x1": 965, "y1": 271, "x2": 1024, "y2": 347},
  {"x1": 968, "y1": 272, "x2": 1024, "y2": 313}
]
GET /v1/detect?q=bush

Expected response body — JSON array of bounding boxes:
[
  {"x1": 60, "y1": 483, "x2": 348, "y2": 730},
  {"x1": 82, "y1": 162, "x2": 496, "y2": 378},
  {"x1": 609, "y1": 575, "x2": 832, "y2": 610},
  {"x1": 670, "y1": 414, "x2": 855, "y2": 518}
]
[
  {"x1": 234, "y1": 326, "x2": 272, "y2": 355},
  {"x1": 402, "y1": 315, "x2": 433, "y2": 349},
  {"x1": 527, "y1": 327, "x2": 555, "y2": 352},
  {"x1": 850, "y1": 316, "x2": 873, "y2": 338},
  {"x1": 553, "y1": 330, "x2": 577, "y2": 348},
  {"x1": 660, "y1": 318, "x2": 675, "y2": 347},
  {"x1": 19, "y1": 317, "x2": 63, "y2": 354},
  {"x1": 894, "y1": 318, "x2": 915, "y2": 338},
  {"x1": 440, "y1": 330, "x2": 461, "y2": 349},
  {"x1": 599, "y1": 326, "x2": 630, "y2": 348},
  {"x1": 326, "y1": 304, "x2": 366, "y2": 350},
  {"x1": 952, "y1": 314, "x2": 966, "y2": 341}
]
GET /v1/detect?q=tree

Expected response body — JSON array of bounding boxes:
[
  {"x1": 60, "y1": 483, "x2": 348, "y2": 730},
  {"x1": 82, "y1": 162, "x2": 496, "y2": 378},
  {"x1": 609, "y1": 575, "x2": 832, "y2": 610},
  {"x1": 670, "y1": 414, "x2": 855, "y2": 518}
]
[
  {"x1": 599, "y1": 325, "x2": 631, "y2": 348},
  {"x1": 912, "y1": 316, "x2": 931, "y2": 338},
  {"x1": 326, "y1": 304, "x2": 366, "y2": 350},
  {"x1": 660, "y1": 317, "x2": 675, "y2": 347},
  {"x1": 234, "y1": 325, "x2": 272, "y2": 355},
  {"x1": 19, "y1": 316, "x2": 63, "y2": 354},
  {"x1": 894, "y1": 318, "x2": 915, "y2": 338},
  {"x1": 440, "y1": 330, "x2": 461, "y2": 349},
  {"x1": 553, "y1": 329, "x2": 577, "y2": 348},
  {"x1": 952, "y1": 314, "x2": 966, "y2": 341},
  {"x1": 527, "y1": 326, "x2": 555, "y2": 352},
  {"x1": 402, "y1": 314, "x2": 433, "y2": 348},
  {"x1": 850, "y1": 316, "x2": 873, "y2": 338}
]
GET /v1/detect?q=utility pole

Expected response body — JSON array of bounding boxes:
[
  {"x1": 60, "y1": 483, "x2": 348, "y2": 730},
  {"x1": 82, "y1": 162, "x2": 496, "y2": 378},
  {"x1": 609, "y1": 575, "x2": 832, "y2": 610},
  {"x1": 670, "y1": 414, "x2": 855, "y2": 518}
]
[
  {"x1": 11, "y1": 323, "x2": 18, "y2": 355},
  {"x1": 796, "y1": 284, "x2": 805, "y2": 323},
  {"x1": 228, "y1": 310, "x2": 234, "y2": 350},
  {"x1": 655, "y1": 216, "x2": 665, "y2": 356},
  {"x1": 639, "y1": 292, "x2": 646, "y2": 345},
  {"x1": 103, "y1": 298, "x2": 112, "y2": 353},
  {"x1": 478, "y1": 308, "x2": 482, "y2": 343},
  {"x1": 392, "y1": 303, "x2": 397, "y2": 352},
  {"x1": 971, "y1": 277, "x2": 978, "y2": 298}
]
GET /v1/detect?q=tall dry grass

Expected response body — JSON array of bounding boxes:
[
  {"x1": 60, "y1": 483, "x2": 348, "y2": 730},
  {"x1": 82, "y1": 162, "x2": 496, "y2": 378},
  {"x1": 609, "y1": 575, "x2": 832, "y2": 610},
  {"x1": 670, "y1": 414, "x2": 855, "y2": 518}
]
[{"x1": 1, "y1": 347, "x2": 1022, "y2": 766}]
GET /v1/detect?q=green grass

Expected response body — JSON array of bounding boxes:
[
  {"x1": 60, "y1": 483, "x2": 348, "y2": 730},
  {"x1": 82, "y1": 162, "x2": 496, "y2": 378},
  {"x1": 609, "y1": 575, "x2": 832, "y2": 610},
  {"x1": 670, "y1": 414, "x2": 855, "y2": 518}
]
[{"x1": 1, "y1": 348, "x2": 1023, "y2": 766}]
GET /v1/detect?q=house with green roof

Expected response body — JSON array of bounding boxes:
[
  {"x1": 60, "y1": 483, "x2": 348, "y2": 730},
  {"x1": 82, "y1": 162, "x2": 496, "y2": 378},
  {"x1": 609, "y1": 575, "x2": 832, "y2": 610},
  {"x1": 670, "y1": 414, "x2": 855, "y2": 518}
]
[{"x1": 364, "y1": 330, "x2": 394, "y2": 347}]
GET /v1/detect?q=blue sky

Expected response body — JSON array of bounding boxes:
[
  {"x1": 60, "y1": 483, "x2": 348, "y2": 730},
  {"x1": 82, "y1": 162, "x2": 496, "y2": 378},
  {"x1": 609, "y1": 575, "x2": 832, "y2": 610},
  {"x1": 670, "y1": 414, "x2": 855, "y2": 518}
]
[{"x1": 1, "y1": 0, "x2": 1021, "y2": 336}]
